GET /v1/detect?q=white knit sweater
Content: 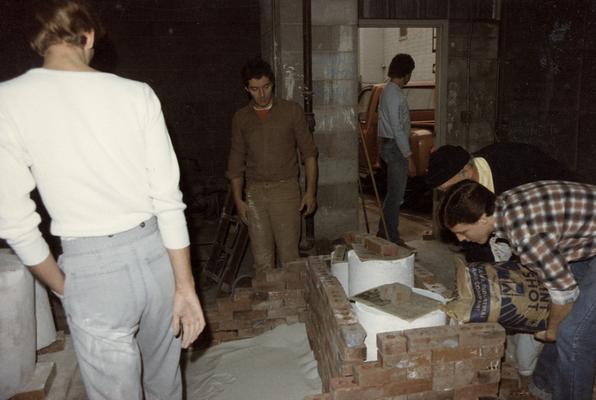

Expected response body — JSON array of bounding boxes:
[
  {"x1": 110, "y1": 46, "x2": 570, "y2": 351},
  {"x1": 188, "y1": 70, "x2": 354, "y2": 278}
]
[{"x1": 0, "y1": 68, "x2": 189, "y2": 265}]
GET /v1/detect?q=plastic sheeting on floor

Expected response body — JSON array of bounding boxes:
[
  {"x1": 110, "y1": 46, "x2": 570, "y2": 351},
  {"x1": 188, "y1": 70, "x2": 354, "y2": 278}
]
[{"x1": 182, "y1": 323, "x2": 322, "y2": 400}]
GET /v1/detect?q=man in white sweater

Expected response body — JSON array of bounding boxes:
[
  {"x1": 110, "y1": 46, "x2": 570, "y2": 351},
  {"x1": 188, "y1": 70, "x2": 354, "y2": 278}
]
[{"x1": 0, "y1": 1, "x2": 205, "y2": 398}]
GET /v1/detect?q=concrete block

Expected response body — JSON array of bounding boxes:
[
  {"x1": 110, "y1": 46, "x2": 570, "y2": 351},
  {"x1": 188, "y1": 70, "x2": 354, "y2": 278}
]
[
  {"x1": 278, "y1": 0, "x2": 302, "y2": 23},
  {"x1": 316, "y1": 185, "x2": 358, "y2": 218},
  {"x1": 318, "y1": 159, "x2": 358, "y2": 186},
  {"x1": 314, "y1": 130, "x2": 358, "y2": 160},
  {"x1": 314, "y1": 106, "x2": 359, "y2": 132},
  {"x1": 315, "y1": 208, "x2": 358, "y2": 240},
  {"x1": 312, "y1": 25, "x2": 356, "y2": 52},
  {"x1": 313, "y1": 79, "x2": 358, "y2": 106},
  {"x1": 312, "y1": 52, "x2": 357, "y2": 81},
  {"x1": 280, "y1": 23, "x2": 303, "y2": 52},
  {"x1": 312, "y1": 0, "x2": 357, "y2": 25}
]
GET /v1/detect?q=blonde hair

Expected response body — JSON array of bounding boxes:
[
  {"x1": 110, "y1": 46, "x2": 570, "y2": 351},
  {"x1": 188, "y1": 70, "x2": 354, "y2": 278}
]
[{"x1": 29, "y1": 0, "x2": 104, "y2": 56}]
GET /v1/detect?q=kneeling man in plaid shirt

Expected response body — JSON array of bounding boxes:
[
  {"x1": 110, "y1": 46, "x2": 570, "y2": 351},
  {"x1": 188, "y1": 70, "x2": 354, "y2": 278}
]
[{"x1": 440, "y1": 179, "x2": 596, "y2": 400}]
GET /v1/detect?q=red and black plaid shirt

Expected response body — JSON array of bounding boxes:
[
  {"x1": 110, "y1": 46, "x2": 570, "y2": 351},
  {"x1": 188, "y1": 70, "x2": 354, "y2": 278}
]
[{"x1": 495, "y1": 181, "x2": 596, "y2": 304}]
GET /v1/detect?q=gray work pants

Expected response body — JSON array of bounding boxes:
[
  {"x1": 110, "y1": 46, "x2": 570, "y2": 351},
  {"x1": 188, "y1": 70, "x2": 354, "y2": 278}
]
[{"x1": 59, "y1": 218, "x2": 182, "y2": 400}]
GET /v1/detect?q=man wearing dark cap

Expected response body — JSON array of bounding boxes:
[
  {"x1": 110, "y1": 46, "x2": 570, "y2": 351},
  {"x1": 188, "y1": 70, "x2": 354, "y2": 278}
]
[
  {"x1": 426, "y1": 142, "x2": 577, "y2": 194},
  {"x1": 427, "y1": 142, "x2": 579, "y2": 262}
]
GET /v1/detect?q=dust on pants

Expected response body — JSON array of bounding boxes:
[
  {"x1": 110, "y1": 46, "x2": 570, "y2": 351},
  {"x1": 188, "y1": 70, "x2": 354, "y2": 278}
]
[{"x1": 245, "y1": 180, "x2": 301, "y2": 272}]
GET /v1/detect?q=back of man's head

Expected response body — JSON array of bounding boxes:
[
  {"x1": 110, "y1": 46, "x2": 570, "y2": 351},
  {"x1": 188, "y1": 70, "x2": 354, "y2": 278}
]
[
  {"x1": 241, "y1": 57, "x2": 275, "y2": 88},
  {"x1": 439, "y1": 179, "x2": 495, "y2": 229},
  {"x1": 426, "y1": 145, "x2": 472, "y2": 188},
  {"x1": 387, "y1": 54, "x2": 415, "y2": 79},
  {"x1": 28, "y1": 0, "x2": 104, "y2": 56}
]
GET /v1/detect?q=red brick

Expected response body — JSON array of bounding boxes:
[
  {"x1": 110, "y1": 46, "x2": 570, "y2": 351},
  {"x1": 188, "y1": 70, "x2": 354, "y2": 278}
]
[
  {"x1": 252, "y1": 280, "x2": 286, "y2": 291},
  {"x1": 287, "y1": 279, "x2": 305, "y2": 290},
  {"x1": 329, "y1": 377, "x2": 385, "y2": 400},
  {"x1": 454, "y1": 383, "x2": 499, "y2": 399},
  {"x1": 377, "y1": 332, "x2": 407, "y2": 354},
  {"x1": 285, "y1": 296, "x2": 307, "y2": 308},
  {"x1": 352, "y1": 362, "x2": 388, "y2": 387},
  {"x1": 267, "y1": 307, "x2": 299, "y2": 319},
  {"x1": 341, "y1": 344, "x2": 367, "y2": 361},
  {"x1": 472, "y1": 357, "x2": 501, "y2": 371},
  {"x1": 216, "y1": 319, "x2": 252, "y2": 330},
  {"x1": 383, "y1": 378, "x2": 432, "y2": 396},
  {"x1": 265, "y1": 270, "x2": 286, "y2": 282},
  {"x1": 342, "y1": 231, "x2": 363, "y2": 245},
  {"x1": 216, "y1": 297, "x2": 253, "y2": 313},
  {"x1": 479, "y1": 344, "x2": 504, "y2": 359},
  {"x1": 476, "y1": 368, "x2": 500, "y2": 384},
  {"x1": 303, "y1": 394, "x2": 331, "y2": 400},
  {"x1": 407, "y1": 390, "x2": 455, "y2": 400},
  {"x1": 205, "y1": 309, "x2": 233, "y2": 322},
  {"x1": 252, "y1": 299, "x2": 284, "y2": 310},
  {"x1": 404, "y1": 326, "x2": 460, "y2": 352},
  {"x1": 284, "y1": 259, "x2": 309, "y2": 272},
  {"x1": 379, "y1": 350, "x2": 431, "y2": 369},
  {"x1": 233, "y1": 309, "x2": 267, "y2": 321},
  {"x1": 364, "y1": 236, "x2": 400, "y2": 256},
  {"x1": 232, "y1": 287, "x2": 255, "y2": 301},
  {"x1": 431, "y1": 346, "x2": 480, "y2": 363},
  {"x1": 211, "y1": 331, "x2": 237, "y2": 341},
  {"x1": 407, "y1": 364, "x2": 432, "y2": 380},
  {"x1": 458, "y1": 323, "x2": 505, "y2": 347},
  {"x1": 432, "y1": 361, "x2": 455, "y2": 391},
  {"x1": 454, "y1": 359, "x2": 477, "y2": 387}
]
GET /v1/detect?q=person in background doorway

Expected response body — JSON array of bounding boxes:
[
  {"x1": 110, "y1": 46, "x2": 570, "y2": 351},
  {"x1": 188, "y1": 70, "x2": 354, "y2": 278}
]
[
  {"x1": 441, "y1": 179, "x2": 596, "y2": 400},
  {"x1": 377, "y1": 53, "x2": 416, "y2": 245},
  {"x1": 0, "y1": 1, "x2": 205, "y2": 398},
  {"x1": 226, "y1": 57, "x2": 318, "y2": 273}
]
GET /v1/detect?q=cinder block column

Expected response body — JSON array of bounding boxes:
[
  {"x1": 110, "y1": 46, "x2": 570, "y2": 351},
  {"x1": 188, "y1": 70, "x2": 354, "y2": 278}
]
[{"x1": 260, "y1": 0, "x2": 360, "y2": 240}]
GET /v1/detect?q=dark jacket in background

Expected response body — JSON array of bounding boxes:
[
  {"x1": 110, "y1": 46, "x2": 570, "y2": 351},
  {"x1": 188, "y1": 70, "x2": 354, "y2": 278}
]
[{"x1": 474, "y1": 142, "x2": 578, "y2": 194}]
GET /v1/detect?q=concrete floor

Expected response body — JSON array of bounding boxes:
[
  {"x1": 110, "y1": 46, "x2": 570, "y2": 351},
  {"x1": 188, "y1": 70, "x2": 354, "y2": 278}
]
[{"x1": 32, "y1": 195, "x2": 463, "y2": 399}]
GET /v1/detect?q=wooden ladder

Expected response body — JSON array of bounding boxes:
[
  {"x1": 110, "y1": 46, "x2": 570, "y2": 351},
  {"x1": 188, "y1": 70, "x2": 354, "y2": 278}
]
[{"x1": 203, "y1": 189, "x2": 250, "y2": 294}]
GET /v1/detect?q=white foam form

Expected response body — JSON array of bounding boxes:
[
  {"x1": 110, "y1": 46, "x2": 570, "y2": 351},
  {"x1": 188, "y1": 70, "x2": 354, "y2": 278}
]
[
  {"x1": 348, "y1": 249, "x2": 415, "y2": 296},
  {"x1": 353, "y1": 288, "x2": 447, "y2": 361}
]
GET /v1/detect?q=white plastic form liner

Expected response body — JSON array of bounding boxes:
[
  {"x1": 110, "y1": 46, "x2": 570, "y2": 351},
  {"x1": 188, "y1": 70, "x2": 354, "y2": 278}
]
[
  {"x1": 0, "y1": 252, "x2": 36, "y2": 399},
  {"x1": 330, "y1": 250, "x2": 349, "y2": 295},
  {"x1": 347, "y1": 249, "x2": 415, "y2": 297},
  {"x1": 353, "y1": 288, "x2": 447, "y2": 362}
]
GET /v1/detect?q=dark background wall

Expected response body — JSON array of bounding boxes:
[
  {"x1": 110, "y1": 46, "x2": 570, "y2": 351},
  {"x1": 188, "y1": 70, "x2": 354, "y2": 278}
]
[
  {"x1": 0, "y1": 0, "x2": 261, "y2": 210},
  {"x1": 497, "y1": 0, "x2": 596, "y2": 182},
  {"x1": 0, "y1": 0, "x2": 260, "y2": 251}
]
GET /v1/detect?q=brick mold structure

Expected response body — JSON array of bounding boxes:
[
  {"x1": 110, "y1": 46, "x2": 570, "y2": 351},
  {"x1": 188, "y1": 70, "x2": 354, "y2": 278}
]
[{"x1": 202, "y1": 235, "x2": 506, "y2": 400}]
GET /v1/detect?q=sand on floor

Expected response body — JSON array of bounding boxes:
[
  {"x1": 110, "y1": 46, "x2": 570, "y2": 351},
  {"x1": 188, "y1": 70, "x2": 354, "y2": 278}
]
[{"x1": 182, "y1": 323, "x2": 322, "y2": 400}]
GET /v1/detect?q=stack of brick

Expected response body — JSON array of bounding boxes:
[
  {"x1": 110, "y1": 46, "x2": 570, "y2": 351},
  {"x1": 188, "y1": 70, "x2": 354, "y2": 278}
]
[
  {"x1": 204, "y1": 259, "x2": 308, "y2": 345},
  {"x1": 306, "y1": 322, "x2": 505, "y2": 400},
  {"x1": 304, "y1": 256, "x2": 367, "y2": 391}
]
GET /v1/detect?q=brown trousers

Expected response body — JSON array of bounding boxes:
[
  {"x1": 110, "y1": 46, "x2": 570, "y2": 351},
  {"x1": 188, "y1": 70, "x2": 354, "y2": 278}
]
[{"x1": 245, "y1": 180, "x2": 301, "y2": 272}]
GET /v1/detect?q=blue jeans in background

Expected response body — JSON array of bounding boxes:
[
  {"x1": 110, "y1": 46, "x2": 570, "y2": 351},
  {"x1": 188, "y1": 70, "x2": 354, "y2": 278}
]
[
  {"x1": 377, "y1": 139, "x2": 408, "y2": 244},
  {"x1": 531, "y1": 255, "x2": 596, "y2": 400}
]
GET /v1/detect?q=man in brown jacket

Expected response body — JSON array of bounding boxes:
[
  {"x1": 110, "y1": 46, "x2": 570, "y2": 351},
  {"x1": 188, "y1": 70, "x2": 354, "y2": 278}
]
[{"x1": 226, "y1": 58, "x2": 318, "y2": 272}]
